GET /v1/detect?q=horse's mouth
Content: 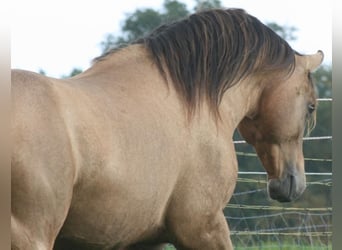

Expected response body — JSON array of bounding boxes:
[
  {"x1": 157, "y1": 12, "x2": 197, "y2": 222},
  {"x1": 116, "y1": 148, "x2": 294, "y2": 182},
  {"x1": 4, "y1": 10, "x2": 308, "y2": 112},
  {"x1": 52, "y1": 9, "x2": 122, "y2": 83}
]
[{"x1": 267, "y1": 174, "x2": 303, "y2": 202}]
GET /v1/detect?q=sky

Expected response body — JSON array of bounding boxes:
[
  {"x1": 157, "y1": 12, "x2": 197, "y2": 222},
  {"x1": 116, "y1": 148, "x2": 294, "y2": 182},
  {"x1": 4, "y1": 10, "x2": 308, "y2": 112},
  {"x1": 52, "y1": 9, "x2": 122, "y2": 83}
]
[{"x1": 11, "y1": 0, "x2": 332, "y2": 78}]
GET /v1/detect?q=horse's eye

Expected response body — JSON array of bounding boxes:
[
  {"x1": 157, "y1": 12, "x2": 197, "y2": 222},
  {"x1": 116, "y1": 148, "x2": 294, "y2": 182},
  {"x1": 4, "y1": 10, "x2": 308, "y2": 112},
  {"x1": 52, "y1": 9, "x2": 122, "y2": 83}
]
[{"x1": 308, "y1": 103, "x2": 316, "y2": 114}]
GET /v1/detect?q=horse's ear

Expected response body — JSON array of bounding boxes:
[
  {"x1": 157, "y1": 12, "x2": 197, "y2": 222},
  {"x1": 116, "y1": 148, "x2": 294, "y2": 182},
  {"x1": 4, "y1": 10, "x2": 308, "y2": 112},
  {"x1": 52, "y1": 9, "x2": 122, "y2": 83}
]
[{"x1": 305, "y1": 50, "x2": 324, "y2": 72}]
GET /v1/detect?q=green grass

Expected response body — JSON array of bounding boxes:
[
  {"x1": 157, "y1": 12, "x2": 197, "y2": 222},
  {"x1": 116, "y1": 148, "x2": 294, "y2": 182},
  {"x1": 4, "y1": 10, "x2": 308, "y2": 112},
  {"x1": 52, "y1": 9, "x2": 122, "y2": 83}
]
[
  {"x1": 163, "y1": 243, "x2": 332, "y2": 250},
  {"x1": 234, "y1": 245, "x2": 332, "y2": 250},
  {"x1": 164, "y1": 245, "x2": 176, "y2": 250}
]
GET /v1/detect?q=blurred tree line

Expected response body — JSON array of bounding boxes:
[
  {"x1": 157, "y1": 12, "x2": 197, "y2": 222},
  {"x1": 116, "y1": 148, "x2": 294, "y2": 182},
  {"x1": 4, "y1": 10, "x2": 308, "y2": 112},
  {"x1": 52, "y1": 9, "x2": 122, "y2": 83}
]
[{"x1": 48, "y1": 0, "x2": 332, "y2": 239}]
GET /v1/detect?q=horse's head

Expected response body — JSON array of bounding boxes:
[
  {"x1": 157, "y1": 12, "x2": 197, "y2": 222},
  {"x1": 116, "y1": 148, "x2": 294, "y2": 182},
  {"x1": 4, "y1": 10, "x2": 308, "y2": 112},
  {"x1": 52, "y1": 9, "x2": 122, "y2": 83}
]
[{"x1": 238, "y1": 51, "x2": 324, "y2": 202}]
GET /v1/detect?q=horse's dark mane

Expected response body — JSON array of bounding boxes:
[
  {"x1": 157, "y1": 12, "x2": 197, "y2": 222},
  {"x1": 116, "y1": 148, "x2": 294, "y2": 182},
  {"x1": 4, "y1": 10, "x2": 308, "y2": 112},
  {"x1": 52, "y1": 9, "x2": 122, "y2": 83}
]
[{"x1": 100, "y1": 8, "x2": 296, "y2": 117}]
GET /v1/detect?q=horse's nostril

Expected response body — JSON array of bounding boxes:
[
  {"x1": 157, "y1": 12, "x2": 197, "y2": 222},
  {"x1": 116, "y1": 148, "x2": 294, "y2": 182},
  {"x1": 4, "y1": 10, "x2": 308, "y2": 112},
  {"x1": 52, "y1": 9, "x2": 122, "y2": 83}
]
[{"x1": 288, "y1": 175, "x2": 294, "y2": 198}]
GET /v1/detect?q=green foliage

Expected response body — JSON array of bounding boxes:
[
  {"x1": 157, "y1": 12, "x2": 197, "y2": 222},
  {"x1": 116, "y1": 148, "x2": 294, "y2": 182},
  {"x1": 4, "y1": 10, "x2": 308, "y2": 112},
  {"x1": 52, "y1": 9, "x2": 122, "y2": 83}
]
[
  {"x1": 313, "y1": 65, "x2": 332, "y2": 98},
  {"x1": 99, "y1": 0, "x2": 299, "y2": 54},
  {"x1": 267, "y1": 22, "x2": 297, "y2": 42},
  {"x1": 62, "y1": 68, "x2": 83, "y2": 78},
  {"x1": 123, "y1": 9, "x2": 164, "y2": 41},
  {"x1": 99, "y1": 0, "x2": 226, "y2": 53},
  {"x1": 194, "y1": 0, "x2": 222, "y2": 11},
  {"x1": 163, "y1": 0, "x2": 190, "y2": 22},
  {"x1": 164, "y1": 244, "x2": 176, "y2": 250},
  {"x1": 38, "y1": 69, "x2": 46, "y2": 76},
  {"x1": 100, "y1": 0, "x2": 190, "y2": 53},
  {"x1": 233, "y1": 243, "x2": 332, "y2": 250}
]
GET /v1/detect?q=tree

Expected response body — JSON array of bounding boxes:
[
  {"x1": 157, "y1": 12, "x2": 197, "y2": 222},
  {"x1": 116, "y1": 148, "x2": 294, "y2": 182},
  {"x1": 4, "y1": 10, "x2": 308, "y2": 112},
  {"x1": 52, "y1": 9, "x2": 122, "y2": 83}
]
[
  {"x1": 38, "y1": 69, "x2": 46, "y2": 76},
  {"x1": 100, "y1": 0, "x2": 190, "y2": 53},
  {"x1": 267, "y1": 22, "x2": 297, "y2": 42},
  {"x1": 313, "y1": 64, "x2": 332, "y2": 98},
  {"x1": 194, "y1": 0, "x2": 222, "y2": 11},
  {"x1": 62, "y1": 68, "x2": 83, "y2": 79},
  {"x1": 100, "y1": 0, "x2": 300, "y2": 54}
]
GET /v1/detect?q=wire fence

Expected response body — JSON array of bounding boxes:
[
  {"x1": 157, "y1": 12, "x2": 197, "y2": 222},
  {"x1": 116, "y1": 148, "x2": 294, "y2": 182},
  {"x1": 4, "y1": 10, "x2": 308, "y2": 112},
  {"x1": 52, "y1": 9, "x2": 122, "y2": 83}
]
[
  {"x1": 227, "y1": 98, "x2": 332, "y2": 249},
  {"x1": 227, "y1": 173, "x2": 332, "y2": 249}
]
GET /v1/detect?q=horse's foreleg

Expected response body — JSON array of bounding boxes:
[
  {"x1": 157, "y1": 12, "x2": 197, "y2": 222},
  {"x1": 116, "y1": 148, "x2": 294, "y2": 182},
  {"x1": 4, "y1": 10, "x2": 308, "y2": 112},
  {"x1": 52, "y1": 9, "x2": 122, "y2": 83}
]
[
  {"x1": 11, "y1": 160, "x2": 74, "y2": 250},
  {"x1": 11, "y1": 215, "x2": 50, "y2": 250},
  {"x1": 168, "y1": 212, "x2": 233, "y2": 250}
]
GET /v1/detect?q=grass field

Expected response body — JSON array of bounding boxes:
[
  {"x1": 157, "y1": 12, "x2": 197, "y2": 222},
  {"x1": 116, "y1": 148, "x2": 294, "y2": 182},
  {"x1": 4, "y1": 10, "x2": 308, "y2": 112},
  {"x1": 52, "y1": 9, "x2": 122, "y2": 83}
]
[
  {"x1": 163, "y1": 243, "x2": 332, "y2": 250},
  {"x1": 234, "y1": 245, "x2": 332, "y2": 250}
]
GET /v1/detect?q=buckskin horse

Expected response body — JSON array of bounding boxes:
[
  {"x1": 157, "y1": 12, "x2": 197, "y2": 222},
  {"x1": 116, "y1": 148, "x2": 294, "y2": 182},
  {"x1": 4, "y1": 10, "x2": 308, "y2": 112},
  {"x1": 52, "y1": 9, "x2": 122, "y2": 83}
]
[{"x1": 11, "y1": 8, "x2": 323, "y2": 250}]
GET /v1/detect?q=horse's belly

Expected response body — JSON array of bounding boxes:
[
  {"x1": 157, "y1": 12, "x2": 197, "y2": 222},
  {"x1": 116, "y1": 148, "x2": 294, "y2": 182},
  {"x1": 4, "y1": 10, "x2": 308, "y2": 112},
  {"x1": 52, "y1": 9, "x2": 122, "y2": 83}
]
[{"x1": 57, "y1": 171, "x2": 172, "y2": 247}]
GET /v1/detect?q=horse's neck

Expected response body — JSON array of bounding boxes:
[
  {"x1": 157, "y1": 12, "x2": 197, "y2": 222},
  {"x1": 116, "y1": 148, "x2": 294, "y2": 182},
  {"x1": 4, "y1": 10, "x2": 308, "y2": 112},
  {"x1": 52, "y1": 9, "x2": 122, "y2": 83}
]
[
  {"x1": 219, "y1": 77, "x2": 263, "y2": 131},
  {"x1": 73, "y1": 45, "x2": 168, "y2": 93},
  {"x1": 81, "y1": 45, "x2": 152, "y2": 78},
  {"x1": 74, "y1": 45, "x2": 263, "y2": 135}
]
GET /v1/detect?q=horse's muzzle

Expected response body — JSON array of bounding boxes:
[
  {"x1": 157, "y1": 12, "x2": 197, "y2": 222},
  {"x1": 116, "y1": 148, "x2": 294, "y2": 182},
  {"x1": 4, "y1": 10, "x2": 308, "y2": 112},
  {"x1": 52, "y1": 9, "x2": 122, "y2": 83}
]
[{"x1": 267, "y1": 172, "x2": 306, "y2": 202}]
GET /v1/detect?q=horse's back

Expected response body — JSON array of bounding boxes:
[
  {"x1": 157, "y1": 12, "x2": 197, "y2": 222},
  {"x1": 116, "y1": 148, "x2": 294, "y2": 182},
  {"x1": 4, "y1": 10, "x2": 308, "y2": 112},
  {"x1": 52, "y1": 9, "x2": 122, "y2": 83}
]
[{"x1": 11, "y1": 69, "x2": 75, "y2": 249}]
